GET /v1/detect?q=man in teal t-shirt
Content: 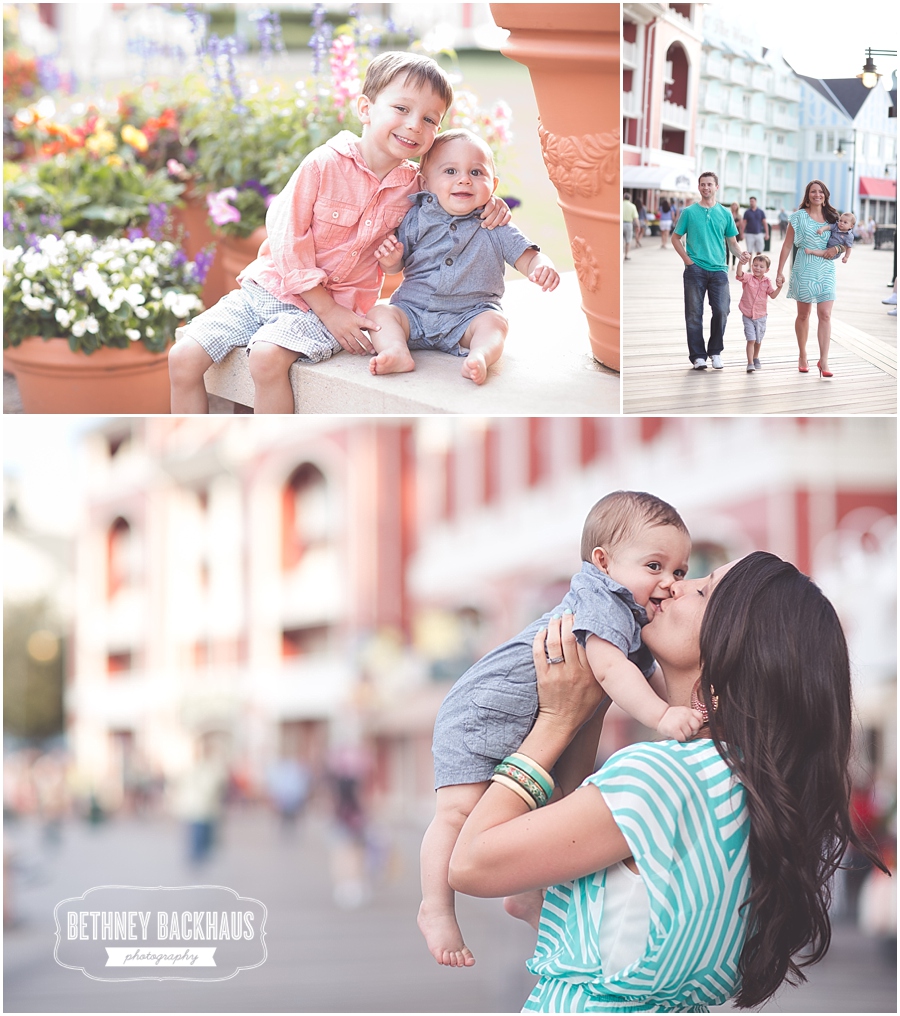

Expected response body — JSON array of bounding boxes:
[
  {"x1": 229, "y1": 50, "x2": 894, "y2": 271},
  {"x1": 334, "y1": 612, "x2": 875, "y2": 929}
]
[{"x1": 672, "y1": 172, "x2": 749, "y2": 369}]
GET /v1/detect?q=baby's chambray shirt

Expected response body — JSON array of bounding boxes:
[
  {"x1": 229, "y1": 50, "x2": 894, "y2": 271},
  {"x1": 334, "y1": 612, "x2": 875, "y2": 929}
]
[{"x1": 391, "y1": 191, "x2": 538, "y2": 313}]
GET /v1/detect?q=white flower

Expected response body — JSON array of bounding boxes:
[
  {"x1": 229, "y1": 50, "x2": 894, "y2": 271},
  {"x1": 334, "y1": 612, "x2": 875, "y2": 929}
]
[
  {"x1": 85, "y1": 315, "x2": 99, "y2": 334},
  {"x1": 134, "y1": 306, "x2": 150, "y2": 319},
  {"x1": 71, "y1": 319, "x2": 87, "y2": 337},
  {"x1": 122, "y1": 284, "x2": 145, "y2": 308},
  {"x1": 55, "y1": 307, "x2": 73, "y2": 329},
  {"x1": 151, "y1": 286, "x2": 162, "y2": 299},
  {"x1": 21, "y1": 294, "x2": 44, "y2": 311},
  {"x1": 145, "y1": 327, "x2": 155, "y2": 337},
  {"x1": 126, "y1": 329, "x2": 141, "y2": 341},
  {"x1": 163, "y1": 291, "x2": 201, "y2": 318},
  {"x1": 20, "y1": 278, "x2": 32, "y2": 294}
]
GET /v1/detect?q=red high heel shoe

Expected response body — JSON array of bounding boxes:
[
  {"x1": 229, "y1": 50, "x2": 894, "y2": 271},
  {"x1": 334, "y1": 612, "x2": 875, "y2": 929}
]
[
  {"x1": 817, "y1": 361, "x2": 833, "y2": 378},
  {"x1": 798, "y1": 361, "x2": 809, "y2": 373}
]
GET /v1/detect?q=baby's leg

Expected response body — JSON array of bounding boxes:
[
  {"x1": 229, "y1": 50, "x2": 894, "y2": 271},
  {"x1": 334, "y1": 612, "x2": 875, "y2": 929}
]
[
  {"x1": 504, "y1": 889, "x2": 546, "y2": 929},
  {"x1": 368, "y1": 305, "x2": 414, "y2": 376},
  {"x1": 459, "y1": 310, "x2": 508, "y2": 385},
  {"x1": 168, "y1": 337, "x2": 214, "y2": 414},
  {"x1": 804, "y1": 247, "x2": 827, "y2": 257},
  {"x1": 247, "y1": 340, "x2": 301, "y2": 414},
  {"x1": 419, "y1": 781, "x2": 487, "y2": 966}
]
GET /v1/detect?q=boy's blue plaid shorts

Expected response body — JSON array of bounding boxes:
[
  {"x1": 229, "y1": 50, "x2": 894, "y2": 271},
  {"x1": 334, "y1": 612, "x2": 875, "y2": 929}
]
[{"x1": 181, "y1": 278, "x2": 342, "y2": 364}]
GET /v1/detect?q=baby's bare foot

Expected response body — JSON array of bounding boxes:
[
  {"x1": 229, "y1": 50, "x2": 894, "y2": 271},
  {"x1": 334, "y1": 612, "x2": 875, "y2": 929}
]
[
  {"x1": 369, "y1": 347, "x2": 415, "y2": 376},
  {"x1": 461, "y1": 352, "x2": 489, "y2": 385},
  {"x1": 504, "y1": 889, "x2": 545, "y2": 930},
  {"x1": 417, "y1": 902, "x2": 475, "y2": 967}
]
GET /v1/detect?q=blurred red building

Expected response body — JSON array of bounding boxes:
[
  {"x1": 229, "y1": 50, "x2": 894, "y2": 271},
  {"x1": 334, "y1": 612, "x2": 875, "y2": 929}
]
[{"x1": 67, "y1": 417, "x2": 895, "y2": 822}]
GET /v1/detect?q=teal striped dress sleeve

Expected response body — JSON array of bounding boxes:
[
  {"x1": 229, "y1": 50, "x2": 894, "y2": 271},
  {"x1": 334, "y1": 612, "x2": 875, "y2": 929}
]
[{"x1": 523, "y1": 739, "x2": 751, "y2": 1013}]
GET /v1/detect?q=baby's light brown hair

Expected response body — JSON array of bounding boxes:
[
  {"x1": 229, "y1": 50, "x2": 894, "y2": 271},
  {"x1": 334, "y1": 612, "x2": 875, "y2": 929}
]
[
  {"x1": 838, "y1": 211, "x2": 857, "y2": 226},
  {"x1": 360, "y1": 52, "x2": 454, "y2": 115},
  {"x1": 581, "y1": 491, "x2": 689, "y2": 562}
]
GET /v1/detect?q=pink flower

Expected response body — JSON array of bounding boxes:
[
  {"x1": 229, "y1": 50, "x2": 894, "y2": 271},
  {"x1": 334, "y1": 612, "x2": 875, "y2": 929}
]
[
  {"x1": 207, "y1": 187, "x2": 241, "y2": 226},
  {"x1": 329, "y1": 34, "x2": 361, "y2": 109}
]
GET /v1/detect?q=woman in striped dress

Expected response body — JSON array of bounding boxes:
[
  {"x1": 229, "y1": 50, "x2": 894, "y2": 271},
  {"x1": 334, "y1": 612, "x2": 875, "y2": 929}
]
[
  {"x1": 775, "y1": 180, "x2": 842, "y2": 377},
  {"x1": 449, "y1": 552, "x2": 884, "y2": 1012}
]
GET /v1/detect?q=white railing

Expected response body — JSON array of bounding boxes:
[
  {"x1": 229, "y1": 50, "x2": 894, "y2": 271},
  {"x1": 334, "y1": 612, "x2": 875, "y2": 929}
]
[
  {"x1": 622, "y1": 89, "x2": 642, "y2": 118},
  {"x1": 662, "y1": 100, "x2": 690, "y2": 129},
  {"x1": 622, "y1": 40, "x2": 637, "y2": 66}
]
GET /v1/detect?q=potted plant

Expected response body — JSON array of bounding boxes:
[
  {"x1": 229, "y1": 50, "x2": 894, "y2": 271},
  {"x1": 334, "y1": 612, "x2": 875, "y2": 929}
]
[{"x1": 3, "y1": 230, "x2": 207, "y2": 413}]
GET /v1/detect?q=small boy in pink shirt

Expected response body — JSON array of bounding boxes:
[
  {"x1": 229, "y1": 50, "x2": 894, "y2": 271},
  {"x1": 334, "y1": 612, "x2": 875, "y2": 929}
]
[
  {"x1": 736, "y1": 254, "x2": 782, "y2": 373},
  {"x1": 168, "y1": 52, "x2": 509, "y2": 414}
]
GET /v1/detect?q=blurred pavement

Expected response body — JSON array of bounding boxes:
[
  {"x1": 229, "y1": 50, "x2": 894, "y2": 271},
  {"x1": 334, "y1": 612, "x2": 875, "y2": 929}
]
[{"x1": 4, "y1": 809, "x2": 895, "y2": 1013}]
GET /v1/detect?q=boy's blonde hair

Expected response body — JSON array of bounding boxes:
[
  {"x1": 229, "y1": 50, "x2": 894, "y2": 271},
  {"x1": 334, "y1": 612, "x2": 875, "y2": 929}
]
[
  {"x1": 419, "y1": 128, "x2": 494, "y2": 174},
  {"x1": 360, "y1": 52, "x2": 454, "y2": 114},
  {"x1": 581, "y1": 491, "x2": 688, "y2": 562},
  {"x1": 839, "y1": 211, "x2": 857, "y2": 226},
  {"x1": 752, "y1": 254, "x2": 771, "y2": 270}
]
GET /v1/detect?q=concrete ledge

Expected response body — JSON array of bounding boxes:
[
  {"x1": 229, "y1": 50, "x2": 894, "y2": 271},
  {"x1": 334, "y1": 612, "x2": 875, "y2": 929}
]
[{"x1": 182, "y1": 272, "x2": 619, "y2": 414}]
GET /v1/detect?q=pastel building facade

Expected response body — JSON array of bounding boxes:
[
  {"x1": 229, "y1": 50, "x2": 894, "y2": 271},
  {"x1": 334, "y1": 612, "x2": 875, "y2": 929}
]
[
  {"x1": 622, "y1": 3, "x2": 704, "y2": 200},
  {"x1": 696, "y1": 11, "x2": 801, "y2": 211},
  {"x1": 796, "y1": 74, "x2": 897, "y2": 225},
  {"x1": 66, "y1": 418, "x2": 895, "y2": 821}
]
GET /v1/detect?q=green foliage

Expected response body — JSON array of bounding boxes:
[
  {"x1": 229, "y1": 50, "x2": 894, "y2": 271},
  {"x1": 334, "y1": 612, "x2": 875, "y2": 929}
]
[
  {"x1": 3, "y1": 232, "x2": 205, "y2": 353},
  {"x1": 3, "y1": 600, "x2": 64, "y2": 741}
]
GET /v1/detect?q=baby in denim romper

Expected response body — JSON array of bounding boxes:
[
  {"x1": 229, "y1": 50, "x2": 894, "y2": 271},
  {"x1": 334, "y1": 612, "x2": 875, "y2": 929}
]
[
  {"x1": 367, "y1": 128, "x2": 560, "y2": 385},
  {"x1": 806, "y1": 211, "x2": 856, "y2": 263},
  {"x1": 418, "y1": 491, "x2": 702, "y2": 967}
]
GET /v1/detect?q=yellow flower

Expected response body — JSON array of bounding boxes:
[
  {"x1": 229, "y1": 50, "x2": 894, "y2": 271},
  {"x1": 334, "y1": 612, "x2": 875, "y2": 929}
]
[
  {"x1": 85, "y1": 130, "x2": 116, "y2": 156},
  {"x1": 105, "y1": 154, "x2": 125, "y2": 168},
  {"x1": 121, "y1": 124, "x2": 149, "y2": 153}
]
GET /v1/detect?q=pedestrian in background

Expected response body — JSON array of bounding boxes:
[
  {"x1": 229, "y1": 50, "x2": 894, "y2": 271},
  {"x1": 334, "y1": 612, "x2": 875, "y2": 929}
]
[
  {"x1": 633, "y1": 196, "x2": 646, "y2": 247},
  {"x1": 658, "y1": 198, "x2": 673, "y2": 248},
  {"x1": 741, "y1": 196, "x2": 768, "y2": 256},
  {"x1": 622, "y1": 191, "x2": 638, "y2": 261}
]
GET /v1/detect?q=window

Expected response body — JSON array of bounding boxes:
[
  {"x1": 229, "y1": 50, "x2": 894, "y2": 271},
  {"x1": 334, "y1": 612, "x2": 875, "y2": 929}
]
[
  {"x1": 107, "y1": 517, "x2": 133, "y2": 598},
  {"x1": 815, "y1": 132, "x2": 823, "y2": 153},
  {"x1": 281, "y1": 463, "x2": 329, "y2": 569}
]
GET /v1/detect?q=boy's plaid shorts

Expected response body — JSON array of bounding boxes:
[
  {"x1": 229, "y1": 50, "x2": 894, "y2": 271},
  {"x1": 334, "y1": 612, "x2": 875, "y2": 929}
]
[{"x1": 182, "y1": 278, "x2": 342, "y2": 364}]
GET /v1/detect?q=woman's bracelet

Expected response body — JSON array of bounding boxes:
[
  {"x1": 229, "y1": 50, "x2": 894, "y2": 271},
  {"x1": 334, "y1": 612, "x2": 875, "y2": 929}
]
[
  {"x1": 490, "y1": 754, "x2": 556, "y2": 809},
  {"x1": 490, "y1": 771, "x2": 539, "y2": 810}
]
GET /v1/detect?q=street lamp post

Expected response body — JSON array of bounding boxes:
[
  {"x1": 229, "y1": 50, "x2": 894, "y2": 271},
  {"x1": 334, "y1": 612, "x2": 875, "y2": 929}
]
[
  {"x1": 835, "y1": 135, "x2": 857, "y2": 220},
  {"x1": 857, "y1": 48, "x2": 897, "y2": 90}
]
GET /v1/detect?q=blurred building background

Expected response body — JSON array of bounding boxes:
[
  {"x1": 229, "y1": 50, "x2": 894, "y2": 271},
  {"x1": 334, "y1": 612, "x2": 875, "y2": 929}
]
[
  {"x1": 4, "y1": 416, "x2": 895, "y2": 823},
  {"x1": 4, "y1": 416, "x2": 896, "y2": 1011},
  {"x1": 622, "y1": 2, "x2": 897, "y2": 223}
]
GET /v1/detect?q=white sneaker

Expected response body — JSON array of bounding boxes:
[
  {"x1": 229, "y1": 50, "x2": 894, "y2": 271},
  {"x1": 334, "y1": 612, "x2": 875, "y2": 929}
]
[
  {"x1": 883, "y1": 292, "x2": 897, "y2": 305},
  {"x1": 693, "y1": 358, "x2": 708, "y2": 369},
  {"x1": 753, "y1": 358, "x2": 762, "y2": 370},
  {"x1": 711, "y1": 354, "x2": 724, "y2": 369},
  {"x1": 746, "y1": 363, "x2": 755, "y2": 372}
]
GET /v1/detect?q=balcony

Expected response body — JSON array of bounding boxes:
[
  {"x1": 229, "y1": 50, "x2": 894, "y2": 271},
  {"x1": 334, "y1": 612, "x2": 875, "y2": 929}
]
[
  {"x1": 771, "y1": 110, "x2": 797, "y2": 131},
  {"x1": 768, "y1": 138, "x2": 796, "y2": 160},
  {"x1": 702, "y1": 54, "x2": 727, "y2": 80},
  {"x1": 772, "y1": 76, "x2": 801, "y2": 101},
  {"x1": 622, "y1": 39, "x2": 637, "y2": 67},
  {"x1": 702, "y1": 90, "x2": 727, "y2": 115},
  {"x1": 622, "y1": 89, "x2": 642, "y2": 118},
  {"x1": 729, "y1": 64, "x2": 751, "y2": 86},
  {"x1": 661, "y1": 101, "x2": 690, "y2": 130}
]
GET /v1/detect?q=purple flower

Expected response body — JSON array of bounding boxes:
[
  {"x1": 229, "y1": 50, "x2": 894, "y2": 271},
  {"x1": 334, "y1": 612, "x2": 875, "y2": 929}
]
[
  {"x1": 148, "y1": 203, "x2": 168, "y2": 242},
  {"x1": 309, "y1": 4, "x2": 333, "y2": 76},
  {"x1": 4, "y1": 212, "x2": 15, "y2": 231},
  {"x1": 127, "y1": 228, "x2": 144, "y2": 241},
  {"x1": 190, "y1": 244, "x2": 216, "y2": 286},
  {"x1": 503, "y1": 196, "x2": 522, "y2": 210},
  {"x1": 241, "y1": 180, "x2": 270, "y2": 198}
]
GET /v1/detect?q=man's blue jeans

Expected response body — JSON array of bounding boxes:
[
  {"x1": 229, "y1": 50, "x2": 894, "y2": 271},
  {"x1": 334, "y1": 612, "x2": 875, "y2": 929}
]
[{"x1": 683, "y1": 263, "x2": 730, "y2": 362}]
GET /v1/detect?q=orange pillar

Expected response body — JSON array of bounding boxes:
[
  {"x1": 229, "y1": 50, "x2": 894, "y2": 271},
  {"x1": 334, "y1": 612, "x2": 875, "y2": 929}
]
[{"x1": 490, "y1": 4, "x2": 620, "y2": 370}]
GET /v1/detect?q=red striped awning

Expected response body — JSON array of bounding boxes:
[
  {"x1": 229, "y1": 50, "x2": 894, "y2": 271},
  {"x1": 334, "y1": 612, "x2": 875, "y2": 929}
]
[{"x1": 859, "y1": 177, "x2": 897, "y2": 198}]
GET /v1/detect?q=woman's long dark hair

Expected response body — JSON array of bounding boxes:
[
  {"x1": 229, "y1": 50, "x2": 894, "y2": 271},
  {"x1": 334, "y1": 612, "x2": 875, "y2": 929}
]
[
  {"x1": 699, "y1": 552, "x2": 887, "y2": 1009},
  {"x1": 799, "y1": 179, "x2": 839, "y2": 223}
]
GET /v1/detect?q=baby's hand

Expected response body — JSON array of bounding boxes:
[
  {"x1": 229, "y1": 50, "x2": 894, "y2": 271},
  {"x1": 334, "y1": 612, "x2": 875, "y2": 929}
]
[
  {"x1": 657, "y1": 705, "x2": 704, "y2": 742},
  {"x1": 374, "y1": 234, "x2": 403, "y2": 266},
  {"x1": 842, "y1": 253, "x2": 849, "y2": 263},
  {"x1": 817, "y1": 224, "x2": 829, "y2": 234},
  {"x1": 530, "y1": 263, "x2": 560, "y2": 292}
]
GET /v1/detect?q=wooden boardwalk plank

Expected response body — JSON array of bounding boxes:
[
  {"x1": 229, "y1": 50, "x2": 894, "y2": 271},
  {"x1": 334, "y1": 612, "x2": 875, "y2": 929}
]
[{"x1": 623, "y1": 237, "x2": 896, "y2": 416}]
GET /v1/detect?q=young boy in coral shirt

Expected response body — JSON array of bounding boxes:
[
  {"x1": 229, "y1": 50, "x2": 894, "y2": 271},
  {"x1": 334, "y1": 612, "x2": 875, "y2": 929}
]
[{"x1": 169, "y1": 52, "x2": 509, "y2": 413}]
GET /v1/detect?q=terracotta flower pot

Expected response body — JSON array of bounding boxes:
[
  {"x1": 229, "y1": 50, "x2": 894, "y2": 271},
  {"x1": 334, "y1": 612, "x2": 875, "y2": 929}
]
[
  {"x1": 218, "y1": 226, "x2": 268, "y2": 298},
  {"x1": 4, "y1": 337, "x2": 172, "y2": 414},
  {"x1": 171, "y1": 188, "x2": 224, "y2": 309},
  {"x1": 490, "y1": 3, "x2": 620, "y2": 369}
]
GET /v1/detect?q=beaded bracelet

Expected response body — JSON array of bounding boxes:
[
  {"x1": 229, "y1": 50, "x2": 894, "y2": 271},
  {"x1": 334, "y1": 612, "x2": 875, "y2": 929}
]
[
  {"x1": 490, "y1": 771, "x2": 538, "y2": 810},
  {"x1": 493, "y1": 761, "x2": 549, "y2": 808},
  {"x1": 507, "y1": 752, "x2": 555, "y2": 800}
]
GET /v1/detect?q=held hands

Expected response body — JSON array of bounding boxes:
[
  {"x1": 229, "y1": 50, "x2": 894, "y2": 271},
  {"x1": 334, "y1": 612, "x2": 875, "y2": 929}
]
[
  {"x1": 374, "y1": 234, "x2": 404, "y2": 271},
  {"x1": 480, "y1": 195, "x2": 511, "y2": 229},
  {"x1": 657, "y1": 705, "x2": 705, "y2": 742},
  {"x1": 531, "y1": 613, "x2": 605, "y2": 736},
  {"x1": 775, "y1": 272, "x2": 785, "y2": 287},
  {"x1": 320, "y1": 303, "x2": 379, "y2": 355},
  {"x1": 739, "y1": 250, "x2": 751, "y2": 264}
]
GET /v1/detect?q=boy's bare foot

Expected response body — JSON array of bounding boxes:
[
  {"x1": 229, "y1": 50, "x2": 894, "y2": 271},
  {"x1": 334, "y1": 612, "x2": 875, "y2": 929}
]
[
  {"x1": 417, "y1": 902, "x2": 475, "y2": 967},
  {"x1": 461, "y1": 351, "x2": 489, "y2": 385},
  {"x1": 503, "y1": 889, "x2": 545, "y2": 930},
  {"x1": 369, "y1": 347, "x2": 415, "y2": 376}
]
